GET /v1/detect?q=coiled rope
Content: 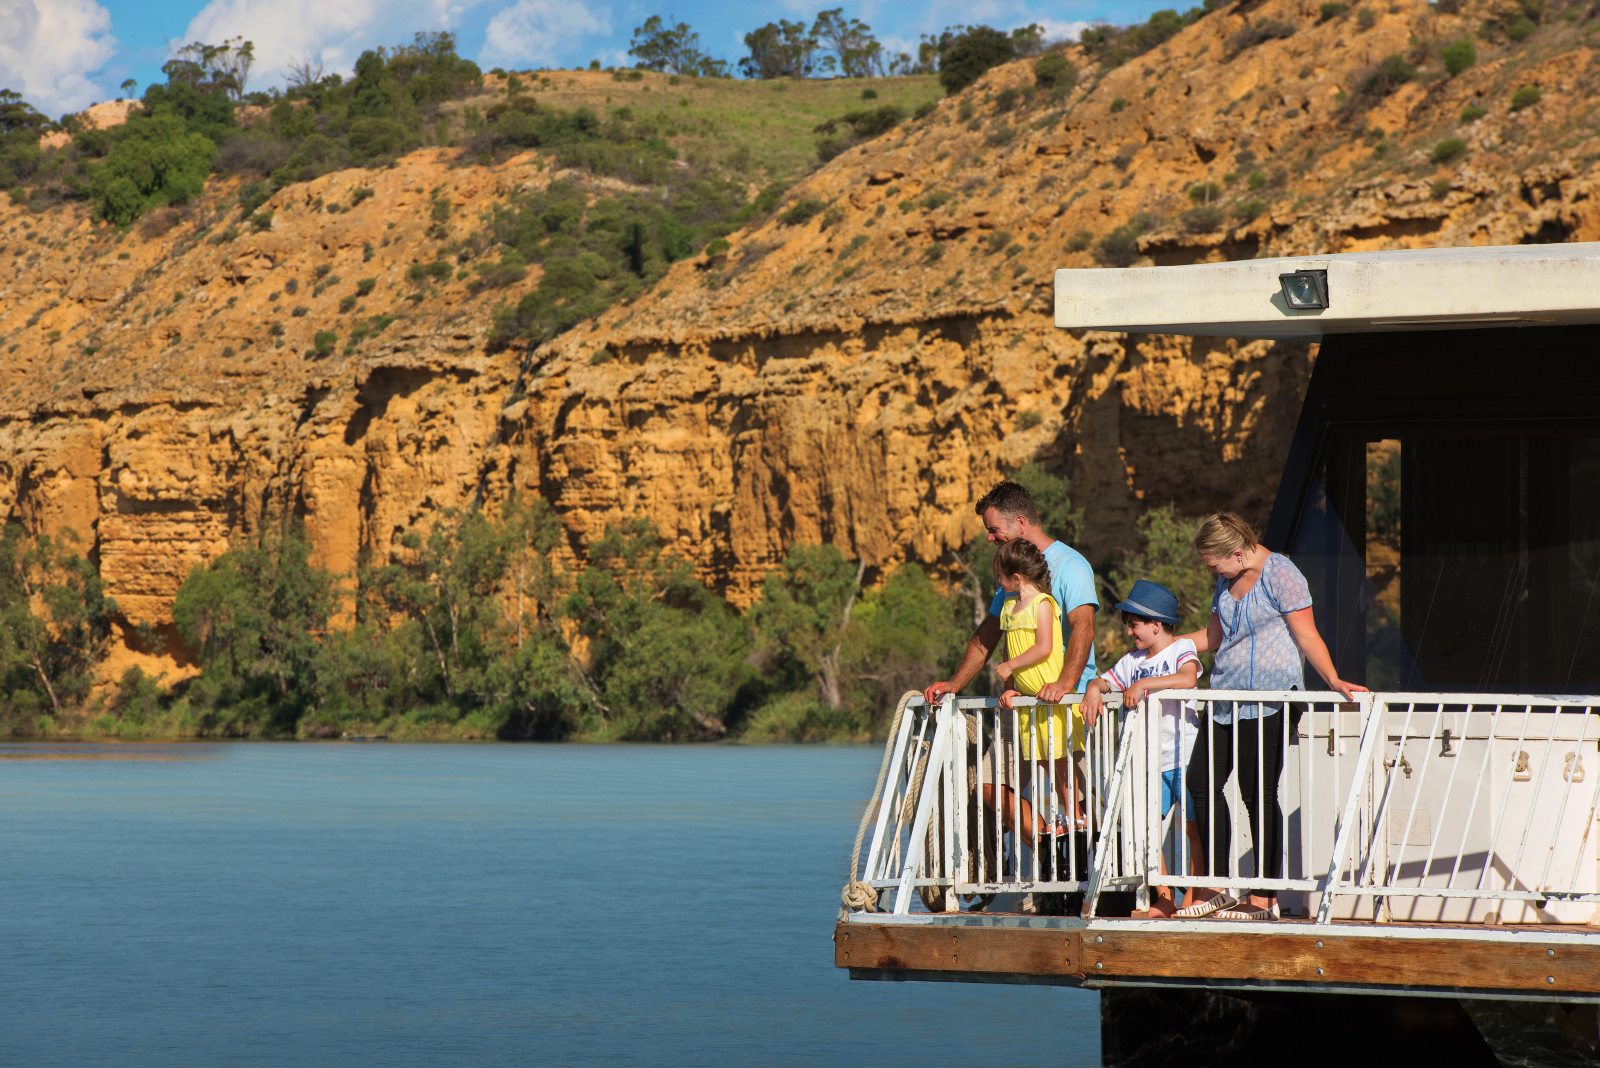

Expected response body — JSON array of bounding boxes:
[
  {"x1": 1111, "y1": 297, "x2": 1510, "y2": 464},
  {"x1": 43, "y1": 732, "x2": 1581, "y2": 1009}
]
[{"x1": 841, "y1": 690, "x2": 924, "y2": 914}]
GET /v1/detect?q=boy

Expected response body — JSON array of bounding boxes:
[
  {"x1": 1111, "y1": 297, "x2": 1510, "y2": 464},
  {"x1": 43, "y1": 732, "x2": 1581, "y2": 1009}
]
[{"x1": 1080, "y1": 579, "x2": 1204, "y2": 918}]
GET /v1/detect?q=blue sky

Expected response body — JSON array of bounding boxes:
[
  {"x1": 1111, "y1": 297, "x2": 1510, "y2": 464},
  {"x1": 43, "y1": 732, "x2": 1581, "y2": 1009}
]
[{"x1": 3, "y1": 0, "x2": 1174, "y2": 118}]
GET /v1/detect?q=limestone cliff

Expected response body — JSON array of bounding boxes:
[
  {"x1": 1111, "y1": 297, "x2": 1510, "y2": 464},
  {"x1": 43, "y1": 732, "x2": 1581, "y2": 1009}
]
[{"x1": 3, "y1": 0, "x2": 1598, "y2": 681}]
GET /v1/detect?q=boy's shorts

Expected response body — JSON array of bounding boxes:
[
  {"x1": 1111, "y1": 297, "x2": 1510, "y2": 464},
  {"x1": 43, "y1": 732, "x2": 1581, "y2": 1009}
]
[
  {"x1": 1018, "y1": 702, "x2": 1086, "y2": 761},
  {"x1": 1161, "y1": 768, "x2": 1196, "y2": 819}
]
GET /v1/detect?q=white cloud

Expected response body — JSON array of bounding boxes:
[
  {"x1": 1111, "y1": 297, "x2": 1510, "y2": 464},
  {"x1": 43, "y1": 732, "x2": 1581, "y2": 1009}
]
[
  {"x1": 0, "y1": 0, "x2": 118, "y2": 116},
  {"x1": 478, "y1": 0, "x2": 610, "y2": 69},
  {"x1": 1034, "y1": 18, "x2": 1092, "y2": 42},
  {"x1": 180, "y1": 0, "x2": 380, "y2": 87}
]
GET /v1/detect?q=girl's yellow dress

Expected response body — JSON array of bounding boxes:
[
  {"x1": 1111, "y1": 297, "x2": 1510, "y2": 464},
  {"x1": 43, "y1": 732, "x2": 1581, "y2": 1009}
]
[{"x1": 999, "y1": 592, "x2": 1087, "y2": 759}]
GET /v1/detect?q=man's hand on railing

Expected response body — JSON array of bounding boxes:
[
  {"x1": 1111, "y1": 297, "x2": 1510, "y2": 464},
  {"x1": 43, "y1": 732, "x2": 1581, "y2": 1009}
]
[
  {"x1": 921, "y1": 680, "x2": 956, "y2": 705},
  {"x1": 1035, "y1": 680, "x2": 1073, "y2": 705}
]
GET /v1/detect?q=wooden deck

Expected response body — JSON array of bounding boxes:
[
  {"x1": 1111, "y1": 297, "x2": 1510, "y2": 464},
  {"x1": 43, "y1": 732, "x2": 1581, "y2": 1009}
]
[{"x1": 835, "y1": 914, "x2": 1600, "y2": 999}]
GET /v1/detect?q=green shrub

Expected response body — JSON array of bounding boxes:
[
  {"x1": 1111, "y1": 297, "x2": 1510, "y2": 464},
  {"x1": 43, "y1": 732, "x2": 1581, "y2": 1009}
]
[
  {"x1": 937, "y1": 26, "x2": 1016, "y2": 94},
  {"x1": 291, "y1": 306, "x2": 309, "y2": 316},
  {"x1": 339, "y1": 296, "x2": 357, "y2": 313},
  {"x1": 1110, "y1": 97, "x2": 1128, "y2": 112},
  {"x1": 238, "y1": 180, "x2": 273, "y2": 217},
  {"x1": 1181, "y1": 205, "x2": 1225, "y2": 233},
  {"x1": 1511, "y1": 85, "x2": 1542, "y2": 110},
  {"x1": 1460, "y1": 105, "x2": 1488, "y2": 122},
  {"x1": 1096, "y1": 213, "x2": 1154, "y2": 267},
  {"x1": 312, "y1": 330, "x2": 337, "y2": 356},
  {"x1": 249, "y1": 210, "x2": 273, "y2": 232},
  {"x1": 1441, "y1": 40, "x2": 1477, "y2": 76},
  {"x1": 1430, "y1": 178, "x2": 1452, "y2": 199},
  {"x1": 778, "y1": 199, "x2": 825, "y2": 226},
  {"x1": 1432, "y1": 137, "x2": 1468, "y2": 162},
  {"x1": 1227, "y1": 19, "x2": 1296, "y2": 55},
  {"x1": 356, "y1": 277, "x2": 376, "y2": 296},
  {"x1": 348, "y1": 117, "x2": 410, "y2": 162},
  {"x1": 1187, "y1": 181, "x2": 1223, "y2": 202},
  {"x1": 472, "y1": 249, "x2": 528, "y2": 288},
  {"x1": 1356, "y1": 7, "x2": 1377, "y2": 28},
  {"x1": 1319, "y1": 2, "x2": 1348, "y2": 19},
  {"x1": 1247, "y1": 170, "x2": 1269, "y2": 189},
  {"x1": 1034, "y1": 53, "x2": 1077, "y2": 93},
  {"x1": 1232, "y1": 198, "x2": 1266, "y2": 221},
  {"x1": 590, "y1": 347, "x2": 614, "y2": 365},
  {"x1": 1067, "y1": 230, "x2": 1092, "y2": 251},
  {"x1": 1505, "y1": 15, "x2": 1537, "y2": 40},
  {"x1": 406, "y1": 259, "x2": 452, "y2": 284},
  {"x1": 88, "y1": 112, "x2": 217, "y2": 226},
  {"x1": 351, "y1": 187, "x2": 375, "y2": 205}
]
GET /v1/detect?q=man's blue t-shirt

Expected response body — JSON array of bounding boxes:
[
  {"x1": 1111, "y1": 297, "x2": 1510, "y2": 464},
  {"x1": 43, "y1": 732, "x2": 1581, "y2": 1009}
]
[{"x1": 989, "y1": 540, "x2": 1099, "y2": 692}]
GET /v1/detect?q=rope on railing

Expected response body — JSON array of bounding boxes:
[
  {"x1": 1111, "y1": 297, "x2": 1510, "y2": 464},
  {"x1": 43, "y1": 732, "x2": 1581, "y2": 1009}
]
[{"x1": 842, "y1": 690, "x2": 923, "y2": 914}]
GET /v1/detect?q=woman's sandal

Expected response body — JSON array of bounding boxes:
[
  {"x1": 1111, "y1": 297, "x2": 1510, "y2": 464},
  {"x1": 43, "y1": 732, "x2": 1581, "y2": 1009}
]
[
  {"x1": 1213, "y1": 903, "x2": 1279, "y2": 921},
  {"x1": 1174, "y1": 891, "x2": 1238, "y2": 918}
]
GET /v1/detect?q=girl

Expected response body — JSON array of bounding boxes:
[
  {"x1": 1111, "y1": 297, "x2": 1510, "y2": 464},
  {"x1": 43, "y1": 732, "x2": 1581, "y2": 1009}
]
[{"x1": 992, "y1": 538, "x2": 1082, "y2": 840}]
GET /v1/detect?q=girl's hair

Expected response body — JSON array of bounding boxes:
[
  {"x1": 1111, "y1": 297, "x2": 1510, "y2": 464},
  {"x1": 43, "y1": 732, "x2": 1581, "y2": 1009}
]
[
  {"x1": 1193, "y1": 512, "x2": 1259, "y2": 558},
  {"x1": 992, "y1": 538, "x2": 1051, "y2": 588}
]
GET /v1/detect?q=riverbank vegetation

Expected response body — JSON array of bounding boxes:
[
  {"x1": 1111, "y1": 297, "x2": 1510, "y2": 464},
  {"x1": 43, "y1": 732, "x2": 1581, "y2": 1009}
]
[{"x1": 0, "y1": 468, "x2": 1210, "y2": 743}]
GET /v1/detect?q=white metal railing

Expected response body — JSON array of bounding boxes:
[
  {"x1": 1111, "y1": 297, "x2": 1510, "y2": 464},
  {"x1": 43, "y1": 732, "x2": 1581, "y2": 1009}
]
[
  {"x1": 853, "y1": 691, "x2": 1140, "y2": 914},
  {"x1": 846, "y1": 690, "x2": 1600, "y2": 925}
]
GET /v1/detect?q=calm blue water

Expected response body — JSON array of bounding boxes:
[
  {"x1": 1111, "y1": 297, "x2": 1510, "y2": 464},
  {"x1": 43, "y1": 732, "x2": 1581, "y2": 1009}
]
[{"x1": 0, "y1": 743, "x2": 1099, "y2": 1066}]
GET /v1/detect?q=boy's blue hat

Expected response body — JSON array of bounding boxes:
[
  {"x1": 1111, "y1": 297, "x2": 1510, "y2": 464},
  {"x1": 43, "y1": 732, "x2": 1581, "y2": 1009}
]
[{"x1": 1113, "y1": 580, "x2": 1180, "y2": 625}]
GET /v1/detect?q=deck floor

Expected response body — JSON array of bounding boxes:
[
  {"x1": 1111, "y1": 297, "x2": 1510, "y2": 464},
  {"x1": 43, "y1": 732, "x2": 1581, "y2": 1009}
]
[{"x1": 837, "y1": 910, "x2": 1600, "y2": 996}]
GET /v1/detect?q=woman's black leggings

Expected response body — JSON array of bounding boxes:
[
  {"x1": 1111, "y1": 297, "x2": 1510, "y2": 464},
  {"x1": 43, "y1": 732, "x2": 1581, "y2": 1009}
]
[{"x1": 1186, "y1": 712, "x2": 1285, "y2": 900}]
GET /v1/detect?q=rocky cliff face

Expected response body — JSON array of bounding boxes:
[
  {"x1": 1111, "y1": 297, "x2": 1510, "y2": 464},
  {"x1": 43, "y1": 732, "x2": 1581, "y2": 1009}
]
[{"x1": 4, "y1": 0, "x2": 1598, "y2": 681}]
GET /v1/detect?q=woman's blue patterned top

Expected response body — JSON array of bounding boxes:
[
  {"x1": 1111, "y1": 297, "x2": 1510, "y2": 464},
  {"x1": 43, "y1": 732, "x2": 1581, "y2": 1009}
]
[{"x1": 1209, "y1": 552, "x2": 1313, "y2": 723}]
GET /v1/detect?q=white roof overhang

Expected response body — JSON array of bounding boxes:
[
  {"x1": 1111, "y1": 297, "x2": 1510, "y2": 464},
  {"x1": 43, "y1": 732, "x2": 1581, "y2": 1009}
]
[{"x1": 1053, "y1": 242, "x2": 1600, "y2": 340}]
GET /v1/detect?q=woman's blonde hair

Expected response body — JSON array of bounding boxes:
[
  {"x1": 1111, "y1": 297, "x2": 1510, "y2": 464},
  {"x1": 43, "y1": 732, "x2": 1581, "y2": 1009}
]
[{"x1": 1193, "y1": 512, "x2": 1259, "y2": 558}]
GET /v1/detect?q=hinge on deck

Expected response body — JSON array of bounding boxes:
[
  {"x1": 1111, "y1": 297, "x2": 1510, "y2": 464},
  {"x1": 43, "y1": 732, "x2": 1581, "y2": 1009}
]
[{"x1": 1440, "y1": 728, "x2": 1454, "y2": 757}]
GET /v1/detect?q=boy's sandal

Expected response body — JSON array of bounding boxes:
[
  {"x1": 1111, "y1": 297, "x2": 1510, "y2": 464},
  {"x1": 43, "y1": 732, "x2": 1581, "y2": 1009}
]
[
  {"x1": 1174, "y1": 892, "x2": 1237, "y2": 918},
  {"x1": 1213, "y1": 904, "x2": 1277, "y2": 921}
]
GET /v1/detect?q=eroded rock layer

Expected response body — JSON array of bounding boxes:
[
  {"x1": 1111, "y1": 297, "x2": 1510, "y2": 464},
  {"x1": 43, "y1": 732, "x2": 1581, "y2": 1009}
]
[{"x1": 3, "y1": 0, "x2": 1598, "y2": 679}]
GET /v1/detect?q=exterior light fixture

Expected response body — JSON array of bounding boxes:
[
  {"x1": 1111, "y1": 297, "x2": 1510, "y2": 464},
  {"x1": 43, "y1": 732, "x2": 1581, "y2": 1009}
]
[{"x1": 1279, "y1": 269, "x2": 1329, "y2": 310}]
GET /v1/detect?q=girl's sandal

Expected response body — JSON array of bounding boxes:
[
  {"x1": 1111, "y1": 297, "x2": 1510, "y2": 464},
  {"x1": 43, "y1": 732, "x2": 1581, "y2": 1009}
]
[
  {"x1": 1214, "y1": 904, "x2": 1278, "y2": 921},
  {"x1": 1174, "y1": 892, "x2": 1237, "y2": 918}
]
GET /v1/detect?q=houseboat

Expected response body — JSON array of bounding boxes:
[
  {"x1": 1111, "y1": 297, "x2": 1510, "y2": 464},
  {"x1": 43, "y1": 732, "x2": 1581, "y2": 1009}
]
[{"x1": 835, "y1": 244, "x2": 1600, "y2": 1065}]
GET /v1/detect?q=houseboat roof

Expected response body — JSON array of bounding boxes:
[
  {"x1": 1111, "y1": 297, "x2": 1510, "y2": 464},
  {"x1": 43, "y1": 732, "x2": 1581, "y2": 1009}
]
[{"x1": 1053, "y1": 241, "x2": 1600, "y2": 340}]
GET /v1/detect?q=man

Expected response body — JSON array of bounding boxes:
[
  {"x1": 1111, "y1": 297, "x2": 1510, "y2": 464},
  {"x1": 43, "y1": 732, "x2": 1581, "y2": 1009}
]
[{"x1": 923, "y1": 479, "x2": 1099, "y2": 853}]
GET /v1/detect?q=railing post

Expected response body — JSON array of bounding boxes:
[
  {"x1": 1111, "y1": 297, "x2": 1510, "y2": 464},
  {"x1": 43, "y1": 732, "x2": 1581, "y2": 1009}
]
[
  {"x1": 892, "y1": 705, "x2": 952, "y2": 914},
  {"x1": 1084, "y1": 709, "x2": 1143, "y2": 919},
  {"x1": 1317, "y1": 693, "x2": 1382, "y2": 924},
  {"x1": 862, "y1": 698, "x2": 921, "y2": 883},
  {"x1": 944, "y1": 694, "x2": 965, "y2": 911},
  {"x1": 1144, "y1": 694, "x2": 1161, "y2": 906}
]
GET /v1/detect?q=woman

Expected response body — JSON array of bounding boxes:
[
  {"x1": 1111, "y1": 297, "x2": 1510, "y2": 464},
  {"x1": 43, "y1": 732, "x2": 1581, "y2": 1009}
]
[{"x1": 1176, "y1": 513, "x2": 1365, "y2": 921}]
